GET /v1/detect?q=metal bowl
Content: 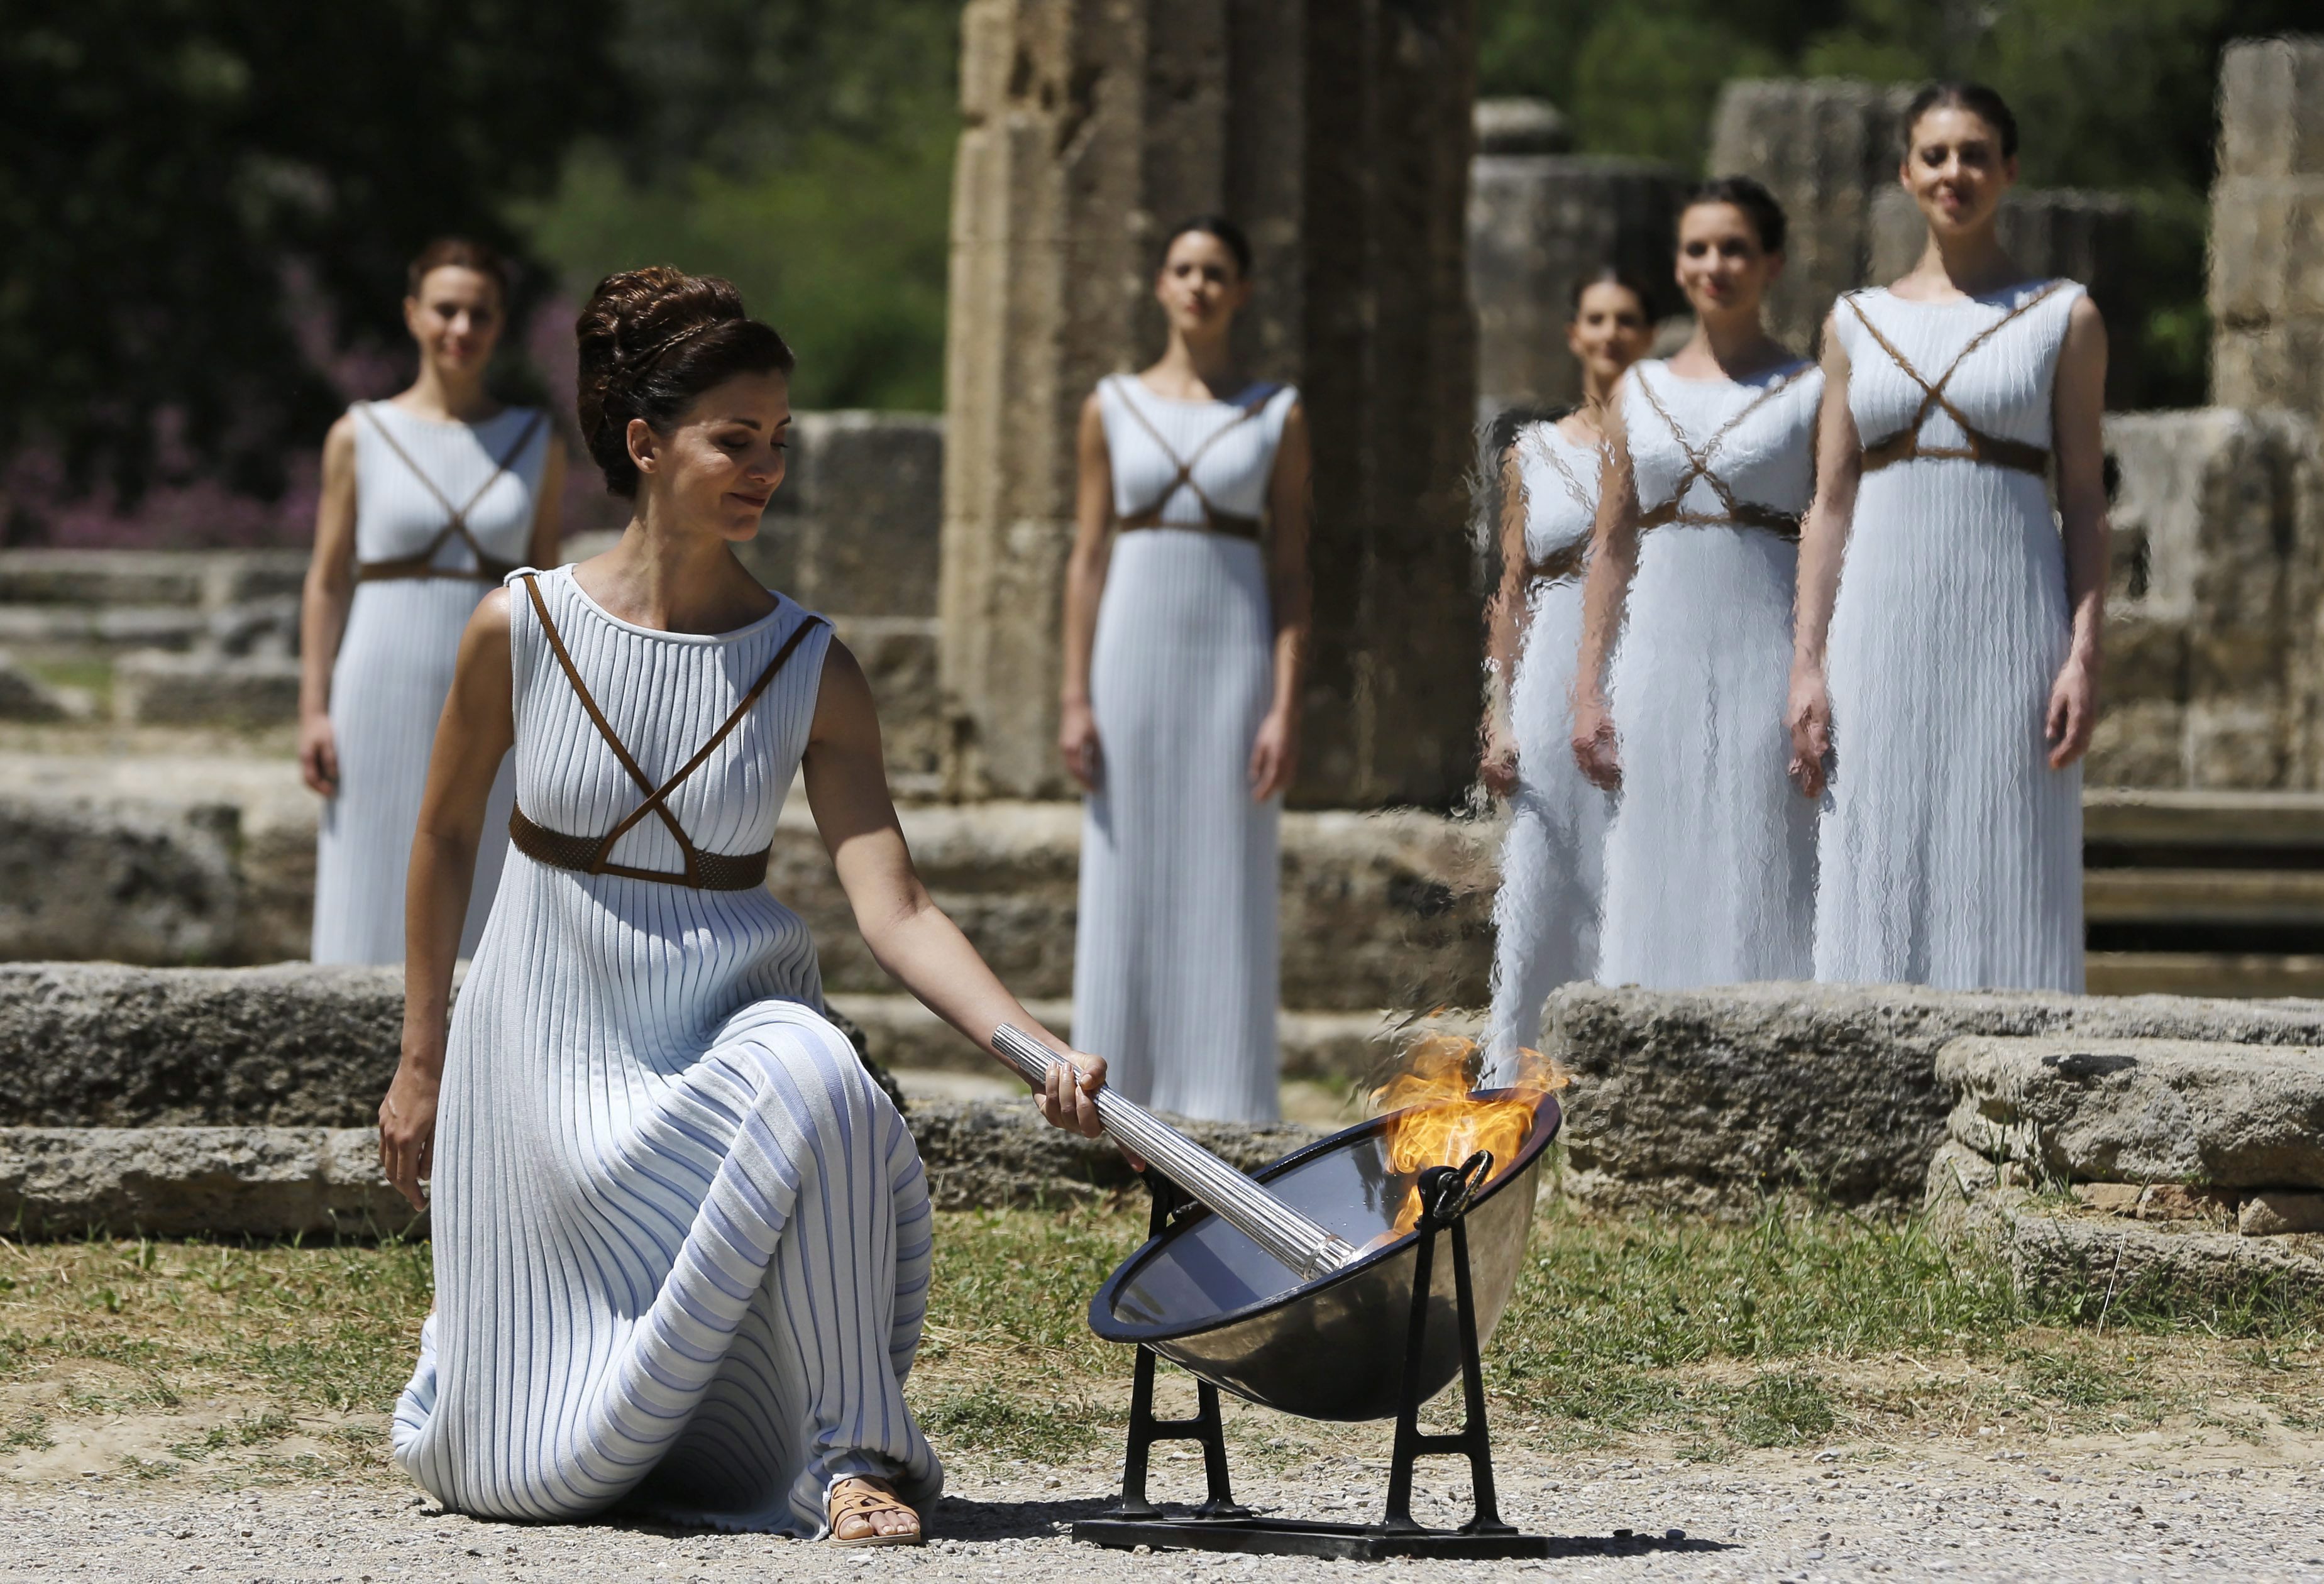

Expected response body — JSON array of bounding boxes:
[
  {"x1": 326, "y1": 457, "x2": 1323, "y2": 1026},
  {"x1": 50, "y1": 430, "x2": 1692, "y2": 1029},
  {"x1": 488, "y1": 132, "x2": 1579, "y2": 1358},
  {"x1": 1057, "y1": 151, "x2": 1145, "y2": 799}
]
[{"x1": 1088, "y1": 1090, "x2": 1560, "y2": 1422}]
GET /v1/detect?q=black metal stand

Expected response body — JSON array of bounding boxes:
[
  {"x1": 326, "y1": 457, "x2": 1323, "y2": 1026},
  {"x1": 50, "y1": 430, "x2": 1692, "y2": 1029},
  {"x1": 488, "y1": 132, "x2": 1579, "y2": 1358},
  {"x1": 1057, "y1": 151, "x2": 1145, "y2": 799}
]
[{"x1": 1073, "y1": 1161, "x2": 1552, "y2": 1561}]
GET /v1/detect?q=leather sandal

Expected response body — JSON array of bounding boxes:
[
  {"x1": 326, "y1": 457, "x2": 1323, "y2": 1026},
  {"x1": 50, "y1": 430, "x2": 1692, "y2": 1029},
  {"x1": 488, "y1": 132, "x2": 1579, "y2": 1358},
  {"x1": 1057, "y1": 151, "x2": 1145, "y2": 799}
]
[{"x1": 827, "y1": 1477, "x2": 925, "y2": 1547}]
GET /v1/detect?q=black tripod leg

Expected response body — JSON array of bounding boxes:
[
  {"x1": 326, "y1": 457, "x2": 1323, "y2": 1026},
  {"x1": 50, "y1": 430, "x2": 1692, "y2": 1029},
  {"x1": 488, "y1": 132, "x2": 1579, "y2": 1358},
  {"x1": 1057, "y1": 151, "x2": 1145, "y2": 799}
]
[
  {"x1": 1382, "y1": 1216, "x2": 1439, "y2": 1533},
  {"x1": 1191, "y1": 1381, "x2": 1248, "y2": 1519},
  {"x1": 1448, "y1": 1214, "x2": 1514, "y2": 1535},
  {"x1": 1108, "y1": 1344, "x2": 1165, "y2": 1519}
]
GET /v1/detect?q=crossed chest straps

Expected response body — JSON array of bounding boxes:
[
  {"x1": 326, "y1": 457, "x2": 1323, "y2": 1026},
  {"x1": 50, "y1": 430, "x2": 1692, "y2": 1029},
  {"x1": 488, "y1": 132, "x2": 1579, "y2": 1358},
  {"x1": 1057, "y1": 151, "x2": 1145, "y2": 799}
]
[
  {"x1": 1111, "y1": 378, "x2": 1278, "y2": 541},
  {"x1": 1632, "y1": 370, "x2": 1809, "y2": 541},
  {"x1": 1519, "y1": 429, "x2": 1603, "y2": 585},
  {"x1": 505, "y1": 574, "x2": 825, "y2": 891},
  {"x1": 1848, "y1": 281, "x2": 2067, "y2": 478},
  {"x1": 354, "y1": 406, "x2": 545, "y2": 584}
]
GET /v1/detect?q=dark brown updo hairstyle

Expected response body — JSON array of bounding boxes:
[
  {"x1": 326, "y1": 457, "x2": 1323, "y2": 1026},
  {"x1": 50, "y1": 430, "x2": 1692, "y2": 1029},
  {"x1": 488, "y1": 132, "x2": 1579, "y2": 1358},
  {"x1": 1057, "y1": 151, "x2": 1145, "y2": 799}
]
[
  {"x1": 575, "y1": 266, "x2": 796, "y2": 498},
  {"x1": 1160, "y1": 214, "x2": 1254, "y2": 277},
  {"x1": 406, "y1": 236, "x2": 509, "y2": 302},
  {"x1": 1679, "y1": 175, "x2": 1788, "y2": 255},
  {"x1": 1569, "y1": 263, "x2": 1656, "y2": 316},
  {"x1": 1903, "y1": 80, "x2": 2020, "y2": 159}
]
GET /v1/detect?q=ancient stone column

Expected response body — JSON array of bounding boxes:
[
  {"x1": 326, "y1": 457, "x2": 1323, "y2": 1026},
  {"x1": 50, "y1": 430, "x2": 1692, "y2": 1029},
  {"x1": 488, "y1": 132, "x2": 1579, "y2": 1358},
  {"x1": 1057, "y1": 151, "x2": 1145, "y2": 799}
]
[
  {"x1": 1469, "y1": 106, "x2": 1688, "y2": 417},
  {"x1": 1707, "y1": 79, "x2": 1910, "y2": 355},
  {"x1": 2211, "y1": 36, "x2": 2324, "y2": 422},
  {"x1": 939, "y1": 0, "x2": 1480, "y2": 807}
]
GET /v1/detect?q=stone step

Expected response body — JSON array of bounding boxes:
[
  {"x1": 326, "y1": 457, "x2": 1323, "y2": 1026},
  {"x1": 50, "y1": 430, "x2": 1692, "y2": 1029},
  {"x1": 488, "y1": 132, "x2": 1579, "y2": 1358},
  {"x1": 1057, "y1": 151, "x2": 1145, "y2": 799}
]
[
  {"x1": 0, "y1": 549, "x2": 309, "y2": 610},
  {"x1": 2084, "y1": 867, "x2": 2324, "y2": 927},
  {"x1": 2086, "y1": 951, "x2": 2324, "y2": 998},
  {"x1": 2084, "y1": 788, "x2": 2324, "y2": 854}
]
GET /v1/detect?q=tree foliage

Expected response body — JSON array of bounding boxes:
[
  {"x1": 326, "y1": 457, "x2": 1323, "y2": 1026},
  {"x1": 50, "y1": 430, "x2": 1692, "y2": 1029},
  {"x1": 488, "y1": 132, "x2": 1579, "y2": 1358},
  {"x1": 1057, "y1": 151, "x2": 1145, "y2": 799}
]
[{"x1": 0, "y1": 0, "x2": 623, "y2": 517}]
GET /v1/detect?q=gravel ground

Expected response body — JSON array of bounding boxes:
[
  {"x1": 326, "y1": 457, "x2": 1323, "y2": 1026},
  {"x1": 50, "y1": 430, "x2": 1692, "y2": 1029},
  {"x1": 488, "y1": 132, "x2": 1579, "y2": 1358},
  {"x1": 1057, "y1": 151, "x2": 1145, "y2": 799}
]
[{"x1": 6, "y1": 1439, "x2": 2323, "y2": 1582}]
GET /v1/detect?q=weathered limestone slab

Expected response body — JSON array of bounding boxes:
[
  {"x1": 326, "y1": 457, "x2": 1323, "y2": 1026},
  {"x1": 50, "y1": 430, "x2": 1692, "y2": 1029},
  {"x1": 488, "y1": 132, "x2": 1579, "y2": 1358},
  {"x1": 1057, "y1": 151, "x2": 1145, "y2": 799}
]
[
  {"x1": 1546, "y1": 982, "x2": 2324, "y2": 1216},
  {"x1": 0, "y1": 963, "x2": 407, "y2": 1128},
  {"x1": 2010, "y1": 1202, "x2": 2324, "y2": 1311},
  {"x1": 2093, "y1": 409, "x2": 2324, "y2": 789},
  {"x1": 0, "y1": 655, "x2": 80, "y2": 722},
  {"x1": 942, "y1": 0, "x2": 1480, "y2": 807},
  {"x1": 0, "y1": 1104, "x2": 1319, "y2": 1235},
  {"x1": 0, "y1": 1126, "x2": 419, "y2": 1239},
  {"x1": 1469, "y1": 150, "x2": 1687, "y2": 414},
  {"x1": 2213, "y1": 37, "x2": 2324, "y2": 420},
  {"x1": 1939, "y1": 1035, "x2": 2324, "y2": 1190},
  {"x1": 0, "y1": 795, "x2": 245, "y2": 965},
  {"x1": 741, "y1": 412, "x2": 945, "y2": 619},
  {"x1": 114, "y1": 651, "x2": 300, "y2": 729},
  {"x1": 0, "y1": 549, "x2": 308, "y2": 611},
  {"x1": 1707, "y1": 79, "x2": 1908, "y2": 353}
]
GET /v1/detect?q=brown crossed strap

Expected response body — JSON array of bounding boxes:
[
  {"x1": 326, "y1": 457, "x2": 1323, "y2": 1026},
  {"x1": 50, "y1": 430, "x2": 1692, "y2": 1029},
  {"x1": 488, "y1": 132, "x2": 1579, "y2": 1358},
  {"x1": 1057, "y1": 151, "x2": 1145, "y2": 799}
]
[
  {"x1": 507, "y1": 573, "x2": 825, "y2": 890},
  {"x1": 1111, "y1": 377, "x2": 1280, "y2": 536},
  {"x1": 1632, "y1": 366, "x2": 1809, "y2": 540},
  {"x1": 1525, "y1": 539, "x2": 1589, "y2": 585},
  {"x1": 1846, "y1": 281, "x2": 2068, "y2": 478},
  {"x1": 355, "y1": 405, "x2": 546, "y2": 583},
  {"x1": 1521, "y1": 423, "x2": 1602, "y2": 519}
]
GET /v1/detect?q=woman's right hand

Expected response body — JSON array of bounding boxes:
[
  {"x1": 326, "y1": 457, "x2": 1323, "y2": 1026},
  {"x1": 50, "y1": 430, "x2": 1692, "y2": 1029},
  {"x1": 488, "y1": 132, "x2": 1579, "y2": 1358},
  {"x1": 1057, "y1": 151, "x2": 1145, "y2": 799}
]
[
  {"x1": 299, "y1": 712, "x2": 339, "y2": 796},
  {"x1": 1479, "y1": 717, "x2": 1519, "y2": 799},
  {"x1": 378, "y1": 1053, "x2": 441, "y2": 1212},
  {"x1": 1570, "y1": 691, "x2": 1621, "y2": 791},
  {"x1": 1787, "y1": 661, "x2": 1832, "y2": 799},
  {"x1": 1036, "y1": 1048, "x2": 1109, "y2": 1138},
  {"x1": 1058, "y1": 697, "x2": 1101, "y2": 791}
]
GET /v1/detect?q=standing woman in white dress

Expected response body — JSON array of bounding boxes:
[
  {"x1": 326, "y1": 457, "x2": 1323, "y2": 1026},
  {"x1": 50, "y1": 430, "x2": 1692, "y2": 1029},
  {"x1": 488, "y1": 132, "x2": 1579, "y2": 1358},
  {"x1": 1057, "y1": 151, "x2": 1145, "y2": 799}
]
[
  {"x1": 300, "y1": 238, "x2": 565, "y2": 963},
  {"x1": 1572, "y1": 180, "x2": 1824, "y2": 988},
  {"x1": 1058, "y1": 216, "x2": 1312, "y2": 1124},
  {"x1": 1479, "y1": 269, "x2": 1655, "y2": 1075},
  {"x1": 1789, "y1": 84, "x2": 2109, "y2": 991},
  {"x1": 377, "y1": 267, "x2": 1110, "y2": 1544}
]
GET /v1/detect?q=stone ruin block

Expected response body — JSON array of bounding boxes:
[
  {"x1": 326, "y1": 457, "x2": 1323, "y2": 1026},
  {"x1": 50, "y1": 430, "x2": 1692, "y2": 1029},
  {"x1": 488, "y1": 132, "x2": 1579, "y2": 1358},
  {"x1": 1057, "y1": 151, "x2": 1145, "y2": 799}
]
[
  {"x1": 745, "y1": 412, "x2": 945, "y2": 619},
  {"x1": 1468, "y1": 144, "x2": 1688, "y2": 416},
  {"x1": 0, "y1": 794, "x2": 245, "y2": 965},
  {"x1": 0, "y1": 548, "x2": 307, "y2": 612},
  {"x1": 2212, "y1": 36, "x2": 2324, "y2": 419},
  {"x1": 113, "y1": 649, "x2": 300, "y2": 729},
  {"x1": 0, "y1": 653, "x2": 83, "y2": 722},
  {"x1": 1707, "y1": 78, "x2": 1909, "y2": 354}
]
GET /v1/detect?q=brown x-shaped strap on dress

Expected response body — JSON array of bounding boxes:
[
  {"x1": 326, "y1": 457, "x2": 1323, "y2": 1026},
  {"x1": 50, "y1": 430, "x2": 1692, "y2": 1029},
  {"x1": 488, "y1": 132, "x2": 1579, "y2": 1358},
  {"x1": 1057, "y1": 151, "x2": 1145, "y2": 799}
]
[
  {"x1": 356, "y1": 407, "x2": 546, "y2": 583},
  {"x1": 1845, "y1": 281, "x2": 2068, "y2": 478},
  {"x1": 1110, "y1": 378, "x2": 1282, "y2": 540},
  {"x1": 1517, "y1": 426, "x2": 1604, "y2": 584},
  {"x1": 506, "y1": 573, "x2": 827, "y2": 890},
  {"x1": 1632, "y1": 370, "x2": 1808, "y2": 540}
]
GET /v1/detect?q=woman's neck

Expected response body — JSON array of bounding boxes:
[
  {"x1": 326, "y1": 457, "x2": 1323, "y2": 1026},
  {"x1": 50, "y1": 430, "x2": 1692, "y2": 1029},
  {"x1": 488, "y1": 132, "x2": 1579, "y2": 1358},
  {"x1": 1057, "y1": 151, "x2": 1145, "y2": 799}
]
[
  {"x1": 587, "y1": 506, "x2": 771, "y2": 635},
  {"x1": 399, "y1": 361, "x2": 498, "y2": 424},
  {"x1": 1905, "y1": 221, "x2": 2023, "y2": 299},
  {"x1": 1143, "y1": 327, "x2": 1240, "y2": 400},
  {"x1": 1678, "y1": 308, "x2": 1788, "y2": 380}
]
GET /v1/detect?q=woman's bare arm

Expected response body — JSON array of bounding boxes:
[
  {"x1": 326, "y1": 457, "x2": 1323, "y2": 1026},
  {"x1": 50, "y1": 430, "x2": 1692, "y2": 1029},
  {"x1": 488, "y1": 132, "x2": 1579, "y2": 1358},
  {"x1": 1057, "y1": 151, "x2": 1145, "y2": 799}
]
[
  {"x1": 1057, "y1": 392, "x2": 1116, "y2": 791},
  {"x1": 1480, "y1": 443, "x2": 1532, "y2": 797},
  {"x1": 2047, "y1": 295, "x2": 2112, "y2": 769},
  {"x1": 1787, "y1": 322, "x2": 1861, "y2": 798},
  {"x1": 297, "y1": 415, "x2": 360, "y2": 796},
  {"x1": 527, "y1": 436, "x2": 568, "y2": 571},
  {"x1": 1249, "y1": 400, "x2": 1312, "y2": 801},
  {"x1": 1569, "y1": 387, "x2": 1642, "y2": 790},
  {"x1": 808, "y1": 642, "x2": 1105, "y2": 1135},
  {"x1": 379, "y1": 591, "x2": 517, "y2": 1208}
]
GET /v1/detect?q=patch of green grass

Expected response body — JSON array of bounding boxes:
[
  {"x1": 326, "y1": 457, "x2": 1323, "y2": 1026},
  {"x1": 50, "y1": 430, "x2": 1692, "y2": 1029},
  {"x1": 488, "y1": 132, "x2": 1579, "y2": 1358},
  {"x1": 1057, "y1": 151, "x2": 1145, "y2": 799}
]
[
  {"x1": 1, "y1": 1414, "x2": 53, "y2": 1451},
  {"x1": 917, "y1": 1383, "x2": 1104, "y2": 1463},
  {"x1": 1724, "y1": 1370, "x2": 1836, "y2": 1448},
  {"x1": 170, "y1": 1410, "x2": 294, "y2": 1463}
]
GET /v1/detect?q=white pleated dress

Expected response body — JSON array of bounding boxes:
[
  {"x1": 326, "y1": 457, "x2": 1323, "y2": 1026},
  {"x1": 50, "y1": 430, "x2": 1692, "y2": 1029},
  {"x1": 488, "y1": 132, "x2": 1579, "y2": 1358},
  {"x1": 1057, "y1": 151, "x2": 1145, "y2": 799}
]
[
  {"x1": 1815, "y1": 282, "x2": 2087, "y2": 991},
  {"x1": 1075, "y1": 375, "x2": 1298, "y2": 1124},
  {"x1": 393, "y1": 566, "x2": 940, "y2": 1534},
  {"x1": 1485, "y1": 421, "x2": 1612, "y2": 1079},
  {"x1": 312, "y1": 402, "x2": 542, "y2": 964},
  {"x1": 1598, "y1": 360, "x2": 1822, "y2": 989}
]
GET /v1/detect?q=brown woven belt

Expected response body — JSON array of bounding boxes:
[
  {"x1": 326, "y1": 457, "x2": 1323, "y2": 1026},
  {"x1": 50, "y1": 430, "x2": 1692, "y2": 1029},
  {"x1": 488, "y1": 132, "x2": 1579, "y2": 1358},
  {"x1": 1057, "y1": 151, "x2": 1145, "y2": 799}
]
[
  {"x1": 507, "y1": 572, "x2": 824, "y2": 891},
  {"x1": 1118, "y1": 509, "x2": 1262, "y2": 541},
  {"x1": 357, "y1": 553, "x2": 521, "y2": 585},
  {"x1": 1526, "y1": 541, "x2": 1588, "y2": 583},
  {"x1": 1636, "y1": 499, "x2": 1803, "y2": 540}
]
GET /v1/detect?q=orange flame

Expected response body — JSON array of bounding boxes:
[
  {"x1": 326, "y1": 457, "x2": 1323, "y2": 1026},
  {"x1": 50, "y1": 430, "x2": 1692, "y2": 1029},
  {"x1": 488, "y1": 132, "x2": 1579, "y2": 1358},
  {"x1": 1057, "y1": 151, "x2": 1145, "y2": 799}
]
[{"x1": 1371, "y1": 1035, "x2": 1568, "y2": 1238}]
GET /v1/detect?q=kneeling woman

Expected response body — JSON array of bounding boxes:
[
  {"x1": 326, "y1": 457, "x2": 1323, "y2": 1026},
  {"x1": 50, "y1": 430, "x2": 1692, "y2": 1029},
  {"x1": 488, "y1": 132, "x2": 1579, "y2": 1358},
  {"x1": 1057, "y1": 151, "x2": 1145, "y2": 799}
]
[{"x1": 378, "y1": 268, "x2": 1106, "y2": 1543}]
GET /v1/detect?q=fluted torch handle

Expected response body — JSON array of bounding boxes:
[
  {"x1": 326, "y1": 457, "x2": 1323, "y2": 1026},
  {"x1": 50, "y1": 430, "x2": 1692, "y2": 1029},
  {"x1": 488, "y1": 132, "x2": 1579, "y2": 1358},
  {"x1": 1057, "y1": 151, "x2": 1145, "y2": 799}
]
[{"x1": 992, "y1": 1024, "x2": 1359, "y2": 1282}]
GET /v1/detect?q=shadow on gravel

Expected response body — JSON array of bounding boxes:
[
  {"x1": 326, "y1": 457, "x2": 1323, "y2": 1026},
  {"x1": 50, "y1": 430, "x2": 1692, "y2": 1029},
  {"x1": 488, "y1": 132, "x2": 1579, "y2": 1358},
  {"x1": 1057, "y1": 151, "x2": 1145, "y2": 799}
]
[{"x1": 927, "y1": 1492, "x2": 1115, "y2": 1541}]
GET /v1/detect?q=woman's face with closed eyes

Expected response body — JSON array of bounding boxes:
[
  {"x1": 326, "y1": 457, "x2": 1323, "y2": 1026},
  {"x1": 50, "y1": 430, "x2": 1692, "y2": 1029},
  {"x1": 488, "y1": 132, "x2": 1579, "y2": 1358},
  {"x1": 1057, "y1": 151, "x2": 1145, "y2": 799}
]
[{"x1": 627, "y1": 371, "x2": 791, "y2": 541}]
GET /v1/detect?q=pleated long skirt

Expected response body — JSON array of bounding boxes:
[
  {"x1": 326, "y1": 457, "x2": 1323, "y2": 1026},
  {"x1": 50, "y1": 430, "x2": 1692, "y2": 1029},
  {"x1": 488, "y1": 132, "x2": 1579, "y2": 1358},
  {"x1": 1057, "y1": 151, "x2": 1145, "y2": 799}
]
[
  {"x1": 1074, "y1": 529, "x2": 1279, "y2": 1123},
  {"x1": 312, "y1": 579, "x2": 512, "y2": 963}
]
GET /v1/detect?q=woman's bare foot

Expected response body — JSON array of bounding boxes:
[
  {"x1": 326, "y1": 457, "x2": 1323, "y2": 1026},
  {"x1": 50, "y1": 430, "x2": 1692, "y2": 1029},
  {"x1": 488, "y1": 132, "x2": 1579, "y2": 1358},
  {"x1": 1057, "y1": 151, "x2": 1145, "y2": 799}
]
[{"x1": 827, "y1": 1476, "x2": 923, "y2": 1547}]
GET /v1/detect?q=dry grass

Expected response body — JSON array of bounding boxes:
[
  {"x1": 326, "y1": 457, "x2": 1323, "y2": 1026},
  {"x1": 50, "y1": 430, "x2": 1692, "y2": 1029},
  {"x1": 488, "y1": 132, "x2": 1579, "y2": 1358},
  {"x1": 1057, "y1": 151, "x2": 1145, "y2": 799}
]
[{"x1": 4, "y1": 1199, "x2": 2323, "y2": 1484}]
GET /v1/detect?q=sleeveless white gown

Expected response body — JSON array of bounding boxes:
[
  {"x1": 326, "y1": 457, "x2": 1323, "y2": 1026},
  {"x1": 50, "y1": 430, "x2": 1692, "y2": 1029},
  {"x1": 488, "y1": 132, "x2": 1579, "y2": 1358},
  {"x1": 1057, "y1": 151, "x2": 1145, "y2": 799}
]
[
  {"x1": 1816, "y1": 282, "x2": 2087, "y2": 990},
  {"x1": 1485, "y1": 421, "x2": 1612, "y2": 1080},
  {"x1": 1075, "y1": 375, "x2": 1299, "y2": 1124},
  {"x1": 392, "y1": 566, "x2": 940, "y2": 1534},
  {"x1": 1599, "y1": 360, "x2": 1822, "y2": 989},
  {"x1": 312, "y1": 402, "x2": 540, "y2": 964}
]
